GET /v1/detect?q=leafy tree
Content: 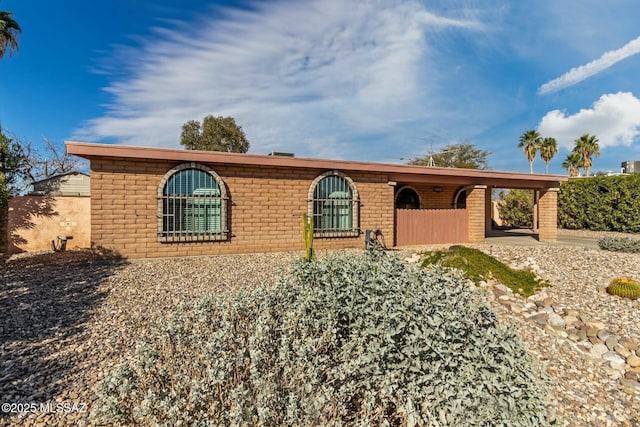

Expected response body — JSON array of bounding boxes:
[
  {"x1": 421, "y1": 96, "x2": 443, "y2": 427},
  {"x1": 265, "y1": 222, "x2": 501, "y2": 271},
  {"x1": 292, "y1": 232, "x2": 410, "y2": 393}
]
[
  {"x1": 0, "y1": 127, "x2": 27, "y2": 196},
  {"x1": 0, "y1": 7, "x2": 21, "y2": 59},
  {"x1": 1, "y1": 126, "x2": 27, "y2": 252},
  {"x1": 180, "y1": 115, "x2": 250, "y2": 153},
  {"x1": 539, "y1": 137, "x2": 557, "y2": 174},
  {"x1": 497, "y1": 189, "x2": 533, "y2": 228},
  {"x1": 408, "y1": 143, "x2": 491, "y2": 169},
  {"x1": 561, "y1": 153, "x2": 583, "y2": 177},
  {"x1": 572, "y1": 133, "x2": 600, "y2": 177},
  {"x1": 518, "y1": 130, "x2": 541, "y2": 173}
]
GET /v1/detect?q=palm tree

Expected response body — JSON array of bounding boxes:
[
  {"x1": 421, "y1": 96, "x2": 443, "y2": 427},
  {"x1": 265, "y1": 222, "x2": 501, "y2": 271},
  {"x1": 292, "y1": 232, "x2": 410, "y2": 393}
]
[
  {"x1": 0, "y1": 8, "x2": 21, "y2": 59},
  {"x1": 518, "y1": 130, "x2": 541, "y2": 173},
  {"x1": 539, "y1": 137, "x2": 558, "y2": 174},
  {"x1": 561, "y1": 153, "x2": 583, "y2": 177},
  {"x1": 573, "y1": 134, "x2": 600, "y2": 177}
]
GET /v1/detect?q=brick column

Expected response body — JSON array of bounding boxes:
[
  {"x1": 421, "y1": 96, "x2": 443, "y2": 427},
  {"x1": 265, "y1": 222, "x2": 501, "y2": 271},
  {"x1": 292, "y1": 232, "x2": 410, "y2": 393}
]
[
  {"x1": 485, "y1": 187, "x2": 493, "y2": 235},
  {"x1": 532, "y1": 190, "x2": 539, "y2": 231},
  {"x1": 466, "y1": 185, "x2": 487, "y2": 243},
  {"x1": 538, "y1": 188, "x2": 559, "y2": 241}
]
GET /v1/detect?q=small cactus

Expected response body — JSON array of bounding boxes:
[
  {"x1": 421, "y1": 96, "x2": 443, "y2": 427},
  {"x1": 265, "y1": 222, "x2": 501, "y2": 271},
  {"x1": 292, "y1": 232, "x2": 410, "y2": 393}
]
[
  {"x1": 607, "y1": 278, "x2": 640, "y2": 300},
  {"x1": 301, "y1": 213, "x2": 315, "y2": 262}
]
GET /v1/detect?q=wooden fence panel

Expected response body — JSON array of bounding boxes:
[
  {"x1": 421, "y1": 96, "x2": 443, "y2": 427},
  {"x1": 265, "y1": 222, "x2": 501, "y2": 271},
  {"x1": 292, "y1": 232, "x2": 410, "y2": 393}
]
[{"x1": 395, "y1": 209, "x2": 468, "y2": 246}]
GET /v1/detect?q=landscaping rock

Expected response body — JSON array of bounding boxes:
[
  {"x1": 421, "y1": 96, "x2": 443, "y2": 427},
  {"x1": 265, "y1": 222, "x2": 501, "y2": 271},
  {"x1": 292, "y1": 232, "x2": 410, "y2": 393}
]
[
  {"x1": 605, "y1": 335, "x2": 619, "y2": 351},
  {"x1": 619, "y1": 337, "x2": 638, "y2": 353},
  {"x1": 532, "y1": 313, "x2": 549, "y2": 326},
  {"x1": 627, "y1": 354, "x2": 640, "y2": 368},
  {"x1": 473, "y1": 241, "x2": 640, "y2": 425},
  {"x1": 602, "y1": 351, "x2": 626, "y2": 365},
  {"x1": 547, "y1": 313, "x2": 566, "y2": 330},
  {"x1": 586, "y1": 325, "x2": 600, "y2": 338},
  {"x1": 625, "y1": 370, "x2": 640, "y2": 382},
  {"x1": 619, "y1": 379, "x2": 640, "y2": 395},
  {"x1": 600, "y1": 362, "x2": 626, "y2": 379},
  {"x1": 597, "y1": 329, "x2": 616, "y2": 342},
  {"x1": 563, "y1": 315, "x2": 579, "y2": 326},
  {"x1": 590, "y1": 344, "x2": 609, "y2": 359},
  {"x1": 614, "y1": 344, "x2": 631, "y2": 358}
]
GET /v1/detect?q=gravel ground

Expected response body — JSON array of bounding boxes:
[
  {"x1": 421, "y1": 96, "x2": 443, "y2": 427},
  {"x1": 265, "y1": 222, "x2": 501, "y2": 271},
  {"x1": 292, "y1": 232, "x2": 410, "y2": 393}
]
[
  {"x1": 470, "y1": 242, "x2": 640, "y2": 426},
  {"x1": 1, "y1": 251, "x2": 296, "y2": 426},
  {"x1": 1, "y1": 234, "x2": 639, "y2": 426}
]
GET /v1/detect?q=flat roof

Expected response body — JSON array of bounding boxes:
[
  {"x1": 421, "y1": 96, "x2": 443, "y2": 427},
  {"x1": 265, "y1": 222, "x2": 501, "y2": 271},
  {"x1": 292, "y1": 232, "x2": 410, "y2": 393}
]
[
  {"x1": 66, "y1": 141, "x2": 566, "y2": 189},
  {"x1": 31, "y1": 170, "x2": 89, "y2": 185}
]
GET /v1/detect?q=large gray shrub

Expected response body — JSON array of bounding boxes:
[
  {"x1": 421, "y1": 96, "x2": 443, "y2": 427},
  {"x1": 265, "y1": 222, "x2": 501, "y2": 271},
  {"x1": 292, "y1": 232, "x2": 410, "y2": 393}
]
[
  {"x1": 598, "y1": 236, "x2": 640, "y2": 254},
  {"x1": 94, "y1": 252, "x2": 553, "y2": 426}
]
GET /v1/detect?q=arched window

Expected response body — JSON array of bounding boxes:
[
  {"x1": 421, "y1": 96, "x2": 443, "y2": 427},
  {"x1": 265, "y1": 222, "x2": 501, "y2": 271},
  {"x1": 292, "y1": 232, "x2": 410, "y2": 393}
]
[
  {"x1": 454, "y1": 187, "x2": 468, "y2": 209},
  {"x1": 395, "y1": 187, "x2": 420, "y2": 209},
  {"x1": 308, "y1": 171, "x2": 359, "y2": 237},
  {"x1": 158, "y1": 163, "x2": 228, "y2": 242}
]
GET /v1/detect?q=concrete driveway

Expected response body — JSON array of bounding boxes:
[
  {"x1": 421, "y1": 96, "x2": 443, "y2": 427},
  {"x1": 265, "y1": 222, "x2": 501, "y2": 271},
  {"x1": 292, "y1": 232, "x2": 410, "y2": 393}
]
[{"x1": 484, "y1": 228, "x2": 601, "y2": 249}]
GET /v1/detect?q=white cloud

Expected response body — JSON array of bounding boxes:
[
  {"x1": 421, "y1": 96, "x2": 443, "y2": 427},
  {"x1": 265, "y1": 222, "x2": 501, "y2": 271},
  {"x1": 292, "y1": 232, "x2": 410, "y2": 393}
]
[
  {"x1": 538, "y1": 36, "x2": 640, "y2": 94},
  {"x1": 537, "y1": 92, "x2": 640, "y2": 149},
  {"x1": 75, "y1": 0, "x2": 480, "y2": 158}
]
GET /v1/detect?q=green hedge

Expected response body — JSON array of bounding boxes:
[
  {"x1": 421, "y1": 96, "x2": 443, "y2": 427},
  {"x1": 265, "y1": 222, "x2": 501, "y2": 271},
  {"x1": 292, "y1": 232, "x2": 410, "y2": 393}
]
[{"x1": 558, "y1": 174, "x2": 640, "y2": 232}]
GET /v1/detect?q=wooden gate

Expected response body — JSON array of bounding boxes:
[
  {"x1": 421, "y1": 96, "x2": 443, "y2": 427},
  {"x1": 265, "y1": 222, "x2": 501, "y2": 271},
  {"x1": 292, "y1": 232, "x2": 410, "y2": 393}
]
[{"x1": 395, "y1": 209, "x2": 468, "y2": 246}]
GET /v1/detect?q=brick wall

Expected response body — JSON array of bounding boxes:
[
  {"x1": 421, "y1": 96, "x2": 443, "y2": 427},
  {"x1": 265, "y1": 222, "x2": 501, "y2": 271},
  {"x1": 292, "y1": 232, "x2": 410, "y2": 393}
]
[
  {"x1": 538, "y1": 188, "x2": 559, "y2": 241},
  {"x1": 396, "y1": 183, "x2": 460, "y2": 209},
  {"x1": 90, "y1": 157, "x2": 395, "y2": 258}
]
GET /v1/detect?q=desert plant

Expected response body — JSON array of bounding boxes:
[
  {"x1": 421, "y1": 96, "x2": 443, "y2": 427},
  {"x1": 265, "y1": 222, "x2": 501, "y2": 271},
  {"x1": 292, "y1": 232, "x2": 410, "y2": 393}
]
[
  {"x1": 94, "y1": 252, "x2": 553, "y2": 426},
  {"x1": 301, "y1": 212, "x2": 315, "y2": 262},
  {"x1": 607, "y1": 278, "x2": 640, "y2": 300},
  {"x1": 422, "y1": 246, "x2": 548, "y2": 297},
  {"x1": 598, "y1": 236, "x2": 640, "y2": 254}
]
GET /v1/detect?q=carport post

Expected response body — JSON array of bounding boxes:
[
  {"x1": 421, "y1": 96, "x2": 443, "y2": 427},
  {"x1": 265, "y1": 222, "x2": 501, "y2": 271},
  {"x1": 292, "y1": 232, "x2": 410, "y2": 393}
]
[
  {"x1": 538, "y1": 188, "x2": 559, "y2": 241},
  {"x1": 466, "y1": 185, "x2": 487, "y2": 243},
  {"x1": 485, "y1": 187, "x2": 493, "y2": 235},
  {"x1": 533, "y1": 190, "x2": 539, "y2": 232}
]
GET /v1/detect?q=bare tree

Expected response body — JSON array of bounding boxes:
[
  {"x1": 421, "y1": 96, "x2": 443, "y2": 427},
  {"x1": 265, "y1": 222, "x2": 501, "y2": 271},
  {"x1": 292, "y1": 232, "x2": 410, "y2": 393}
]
[
  {"x1": 4, "y1": 134, "x2": 85, "y2": 193},
  {"x1": 23, "y1": 137, "x2": 83, "y2": 183}
]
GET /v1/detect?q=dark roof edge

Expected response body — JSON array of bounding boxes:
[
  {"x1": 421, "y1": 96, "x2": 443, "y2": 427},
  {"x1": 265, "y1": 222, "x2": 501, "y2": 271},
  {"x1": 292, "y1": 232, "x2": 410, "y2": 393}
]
[{"x1": 65, "y1": 141, "x2": 567, "y2": 185}]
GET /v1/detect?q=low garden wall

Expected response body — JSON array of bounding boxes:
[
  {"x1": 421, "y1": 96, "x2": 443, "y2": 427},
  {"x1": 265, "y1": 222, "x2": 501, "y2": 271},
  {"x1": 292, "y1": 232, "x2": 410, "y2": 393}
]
[{"x1": 7, "y1": 195, "x2": 90, "y2": 254}]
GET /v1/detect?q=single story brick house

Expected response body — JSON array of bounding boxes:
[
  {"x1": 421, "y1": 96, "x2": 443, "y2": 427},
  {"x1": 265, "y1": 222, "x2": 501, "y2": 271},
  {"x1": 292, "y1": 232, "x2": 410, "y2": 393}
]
[{"x1": 66, "y1": 142, "x2": 567, "y2": 259}]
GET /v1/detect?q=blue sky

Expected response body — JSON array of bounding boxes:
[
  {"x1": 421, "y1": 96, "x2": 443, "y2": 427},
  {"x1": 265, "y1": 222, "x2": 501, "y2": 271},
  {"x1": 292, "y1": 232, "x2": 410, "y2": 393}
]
[{"x1": 2, "y1": 0, "x2": 640, "y2": 175}]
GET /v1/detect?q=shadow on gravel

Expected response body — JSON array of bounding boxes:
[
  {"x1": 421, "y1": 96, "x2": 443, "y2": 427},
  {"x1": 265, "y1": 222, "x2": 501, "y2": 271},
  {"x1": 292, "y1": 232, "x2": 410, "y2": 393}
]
[{"x1": 0, "y1": 249, "x2": 126, "y2": 416}]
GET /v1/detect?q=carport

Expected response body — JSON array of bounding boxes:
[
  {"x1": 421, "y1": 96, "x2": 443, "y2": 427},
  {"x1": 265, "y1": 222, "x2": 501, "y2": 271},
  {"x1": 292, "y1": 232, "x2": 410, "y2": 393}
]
[{"x1": 388, "y1": 167, "x2": 567, "y2": 246}]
